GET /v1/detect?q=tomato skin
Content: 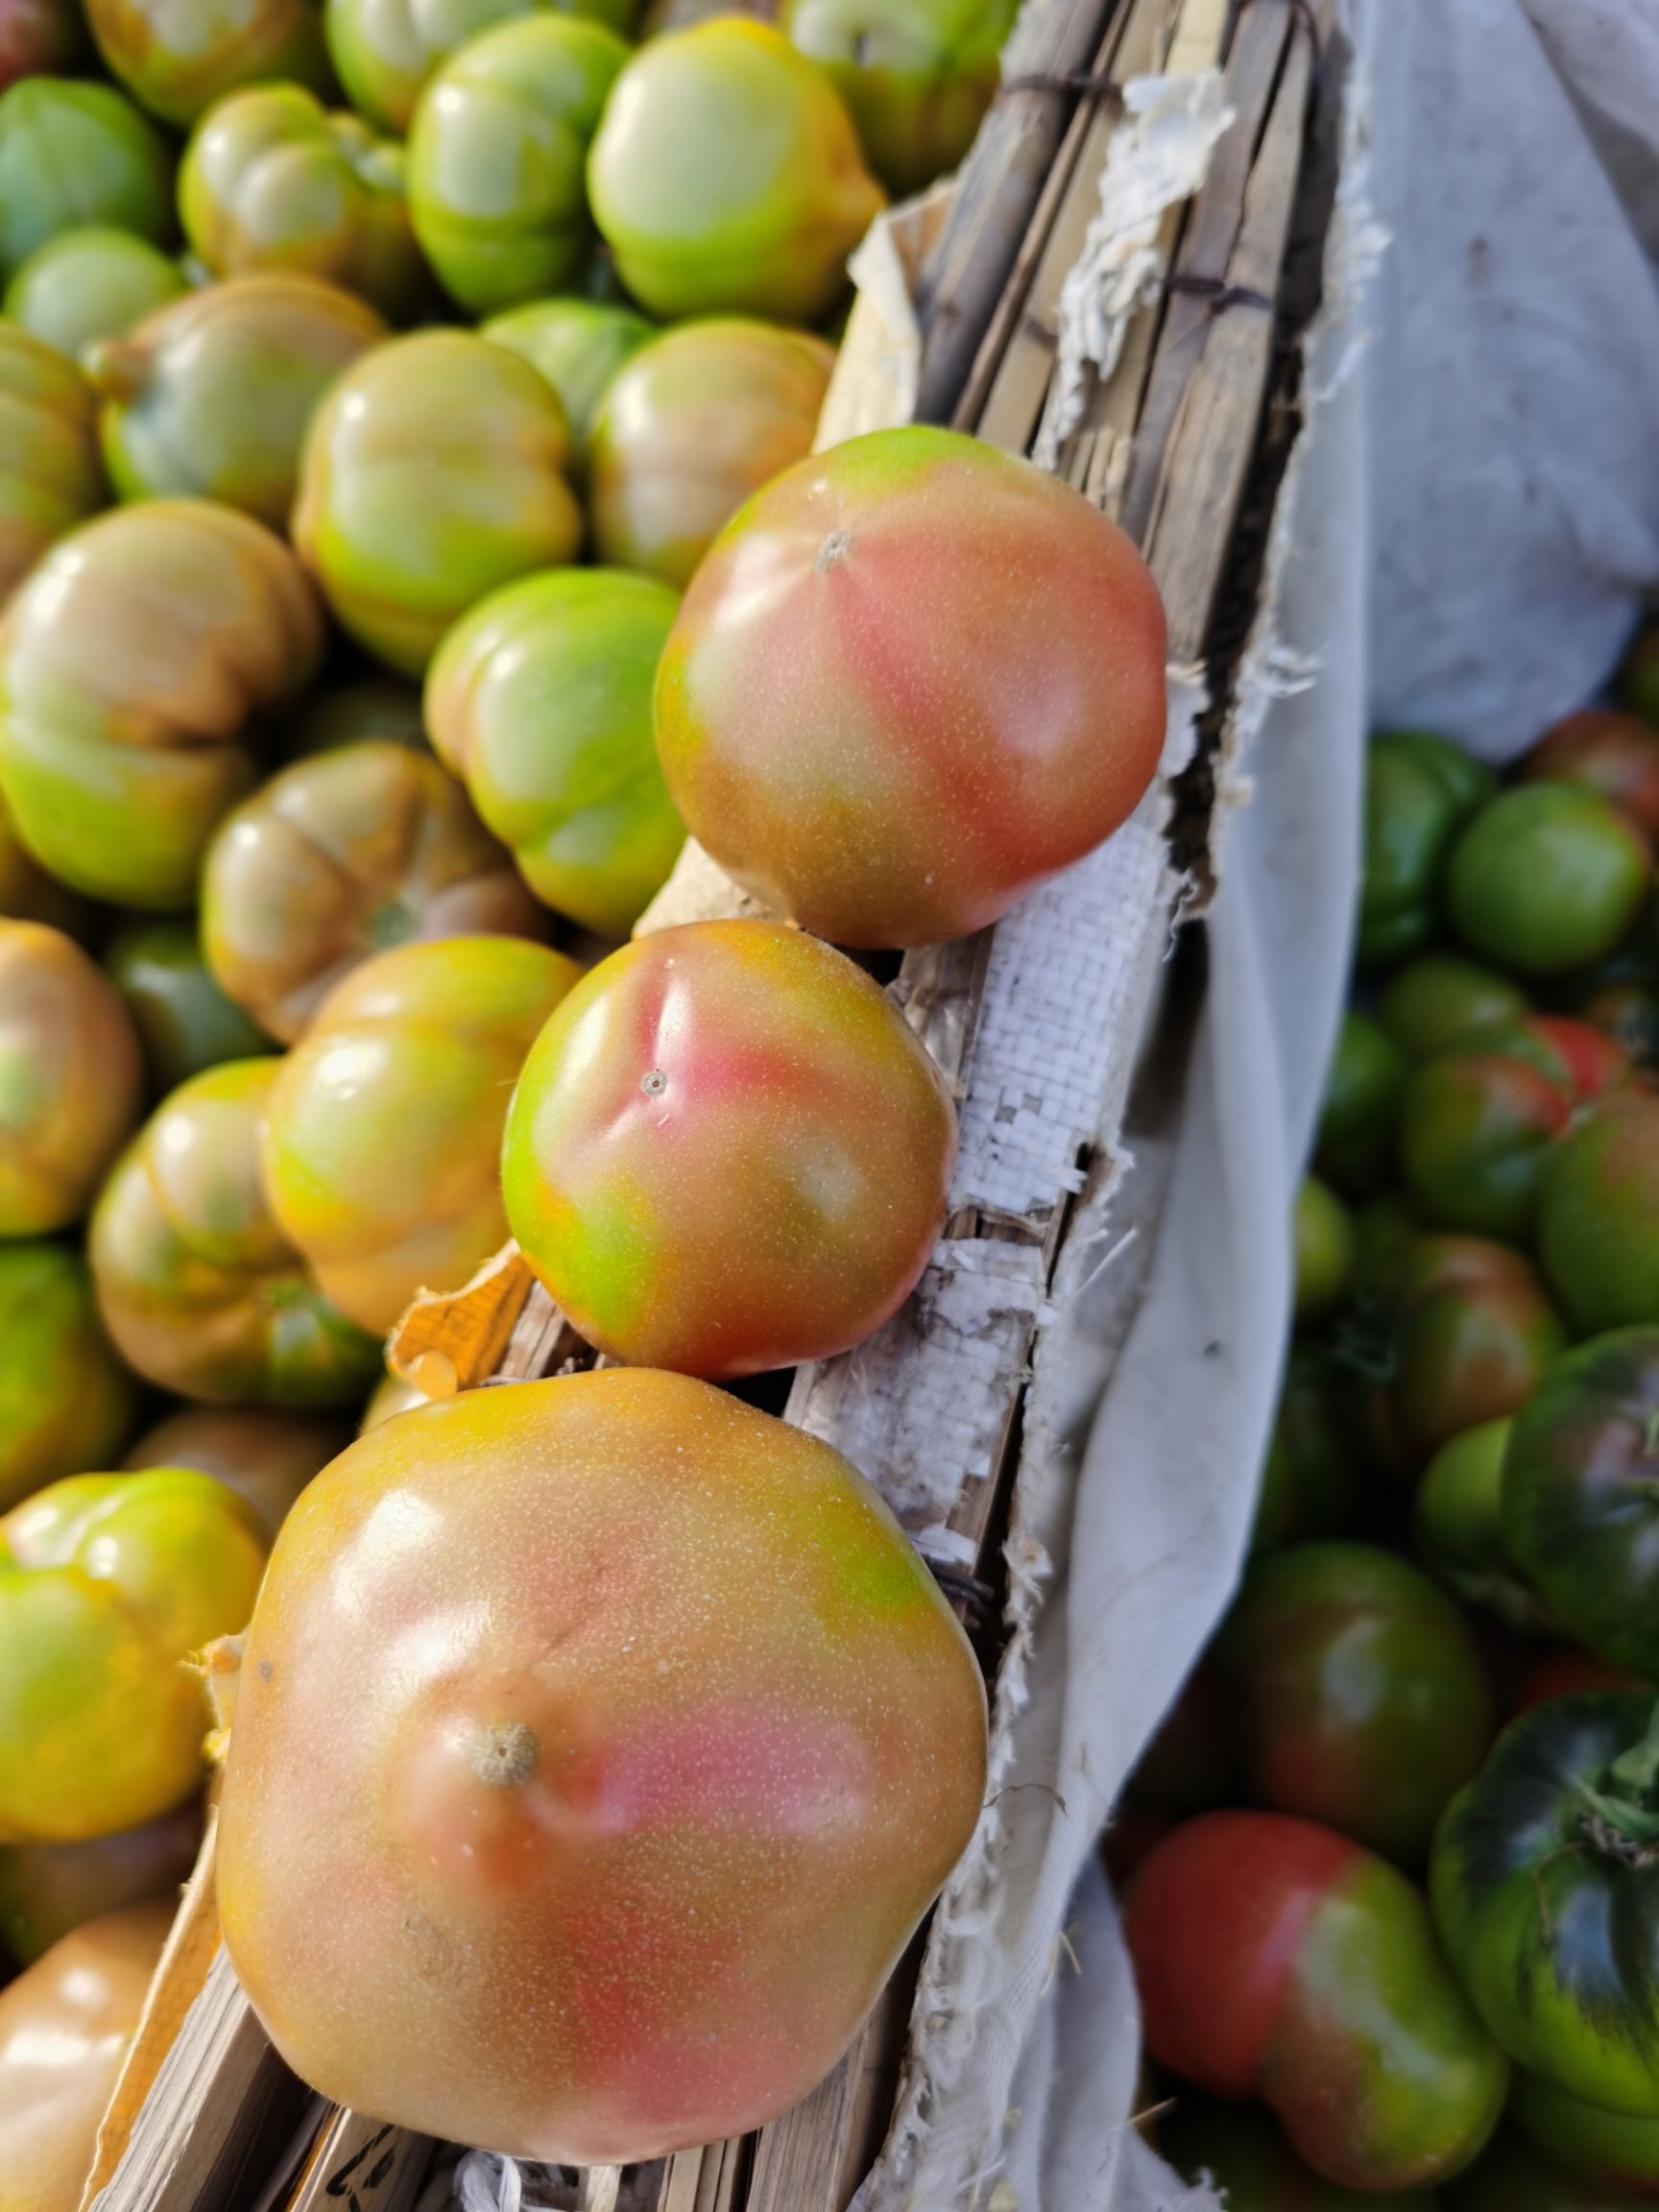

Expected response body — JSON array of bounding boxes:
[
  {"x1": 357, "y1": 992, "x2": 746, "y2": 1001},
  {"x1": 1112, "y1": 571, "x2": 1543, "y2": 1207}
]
[
  {"x1": 1414, "y1": 1417, "x2": 1550, "y2": 1634},
  {"x1": 1539, "y1": 1094, "x2": 1659, "y2": 1334},
  {"x1": 1125, "y1": 1811, "x2": 1507, "y2": 2191},
  {"x1": 1511, "y1": 2073, "x2": 1659, "y2": 2195},
  {"x1": 0, "y1": 1796, "x2": 201, "y2": 1962},
  {"x1": 1523, "y1": 711, "x2": 1659, "y2": 841},
  {"x1": 1398, "y1": 1053, "x2": 1569, "y2": 1242},
  {"x1": 655, "y1": 424, "x2": 1166, "y2": 950},
  {"x1": 1514, "y1": 1649, "x2": 1654, "y2": 1719},
  {"x1": 1501, "y1": 1329, "x2": 1659, "y2": 1676},
  {"x1": 0, "y1": 1244, "x2": 137, "y2": 1514},
  {"x1": 1253, "y1": 1347, "x2": 1377, "y2": 1551},
  {"x1": 1359, "y1": 733, "x2": 1496, "y2": 971},
  {"x1": 1315, "y1": 1013, "x2": 1407, "y2": 1198},
  {"x1": 106, "y1": 921, "x2": 275, "y2": 1096},
  {"x1": 1217, "y1": 1543, "x2": 1495, "y2": 1862},
  {"x1": 1387, "y1": 1236, "x2": 1567, "y2": 1468},
  {"x1": 1159, "y1": 2096, "x2": 1443, "y2": 2210},
  {"x1": 86, "y1": 0, "x2": 330, "y2": 126},
  {"x1": 1431, "y1": 1694, "x2": 1659, "y2": 2117},
  {"x1": 0, "y1": 323, "x2": 103, "y2": 606},
  {"x1": 1379, "y1": 953, "x2": 1528, "y2": 1065},
  {"x1": 482, "y1": 299, "x2": 652, "y2": 476},
  {"x1": 1448, "y1": 2128, "x2": 1651, "y2": 2211},
  {"x1": 1294, "y1": 1176, "x2": 1355, "y2": 1317},
  {"x1": 1446, "y1": 785, "x2": 1651, "y2": 978},
  {"x1": 122, "y1": 1407, "x2": 351, "y2": 1540}
]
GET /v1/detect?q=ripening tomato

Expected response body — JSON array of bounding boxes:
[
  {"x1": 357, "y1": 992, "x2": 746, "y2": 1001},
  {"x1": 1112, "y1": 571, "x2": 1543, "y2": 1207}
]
[
  {"x1": 1379, "y1": 1236, "x2": 1567, "y2": 1469},
  {"x1": 1513, "y1": 1648, "x2": 1653, "y2": 1719},
  {"x1": 1158, "y1": 2097, "x2": 1443, "y2": 2211},
  {"x1": 1448, "y1": 2128, "x2": 1650, "y2": 2212},
  {"x1": 1252, "y1": 1346, "x2": 1378, "y2": 1552},
  {"x1": 1412, "y1": 1417, "x2": 1548, "y2": 1635},
  {"x1": 1125, "y1": 1812, "x2": 1507, "y2": 2192},
  {"x1": 0, "y1": 0, "x2": 84, "y2": 88},
  {"x1": 655, "y1": 425, "x2": 1167, "y2": 949},
  {"x1": 0, "y1": 1796, "x2": 200, "y2": 1961},
  {"x1": 1538, "y1": 1093, "x2": 1659, "y2": 1334},
  {"x1": 1522, "y1": 711, "x2": 1659, "y2": 840},
  {"x1": 503, "y1": 920, "x2": 955, "y2": 1377},
  {"x1": 1314, "y1": 1013, "x2": 1407, "y2": 1198},
  {"x1": 1397, "y1": 1051, "x2": 1569, "y2": 1243},
  {"x1": 217, "y1": 1370, "x2": 988, "y2": 2162},
  {"x1": 123, "y1": 1406, "x2": 351, "y2": 1539},
  {"x1": 0, "y1": 1244, "x2": 137, "y2": 1513},
  {"x1": 1377, "y1": 952, "x2": 1528, "y2": 1066},
  {"x1": 85, "y1": 0, "x2": 330, "y2": 125},
  {"x1": 0, "y1": 323, "x2": 104, "y2": 606}
]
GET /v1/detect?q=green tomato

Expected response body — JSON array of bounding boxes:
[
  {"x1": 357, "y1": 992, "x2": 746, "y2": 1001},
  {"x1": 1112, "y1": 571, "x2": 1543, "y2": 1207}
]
[
  {"x1": 1294, "y1": 1174, "x2": 1355, "y2": 1318},
  {"x1": 1538, "y1": 1092, "x2": 1659, "y2": 1334},
  {"x1": 1432, "y1": 1693, "x2": 1659, "y2": 2118},
  {"x1": 1159, "y1": 2096, "x2": 1443, "y2": 2210},
  {"x1": 0, "y1": 1244, "x2": 138, "y2": 1513},
  {"x1": 1446, "y1": 785, "x2": 1651, "y2": 978},
  {"x1": 1252, "y1": 1345, "x2": 1377, "y2": 1552},
  {"x1": 0, "y1": 81, "x2": 173, "y2": 276},
  {"x1": 1511, "y1": 2072, "x2": 1659, "y2": 2194},
  {"x1": 4, "y1": 227, "x2": 185, "y2": 361},
  {"x1": 408, "y1": 13, "x2": 629, "y2": 316},
  {"x1": 105, "y1": 920, "x2": 274, "y2": 1095},
  {"x1": 1315, "y1": 1012, "x2": 1407, "y2": 1198},
  {"x1": 324, "y1": 0, "x2": 638, "y2": 138},
  {"x1": 1413, "y1": 1416, "x2": 1550, "y2": 1634},
  {"x1": 481, "y1": 297, "x2": 652, "y2": 475},
  {"x1": 1377, "y1": 953, "x2": 1528, "y2": 1066},
  {"x1": 1378, "y1": 1235, "x2": 1566, "y2": 1473},
  {"x1": 84, "y1": 0, "x2": 332, "y2": 127},
  {"x1": 1359, "y1": 732, "x2": 1496, "y2": 972},
  {"x1": 1397, "y1": 1049, "x2": 1568, "y2": 1243},
  {"x1": 1448, "y1": 2128, "x2": 1650, "y2": 2211}
]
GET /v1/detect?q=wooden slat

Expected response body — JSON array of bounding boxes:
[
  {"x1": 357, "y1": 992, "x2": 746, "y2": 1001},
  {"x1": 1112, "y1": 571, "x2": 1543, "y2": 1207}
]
[{"x1": 286, "y1": 2111, "x2": 435, "y2": 2212}]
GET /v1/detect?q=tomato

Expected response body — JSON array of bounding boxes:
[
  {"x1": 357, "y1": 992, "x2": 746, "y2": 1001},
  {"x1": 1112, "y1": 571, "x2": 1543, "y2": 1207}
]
[
  {"x1": 1378, "y1": 952, "x2": 1528, "y2": 1065},
  {"x1": 0, "y1": 787, "x2": 91, "y2": 938},
  {"x1": 1432, "y1": 1694, "x2": 1659, "y2": 2117},
  {"x1": 1476, "y1": 1015, "x2": 1633, "y2": 1104},
  {"x1": 0, "y1": 1245, "x2": 137, "y2": 1512},
  {"x1": 1576, "y1": 977, "x2": 1659, "y2": 1072},
  {"x1": 408, "y1": 16, "x2": 627, "y2": 315},
  {"x1": 124, "y1": 1407, "x2": 349, "y2": 1538},
  {"x1": 0, "y1": 501, "x2": 324, "y2": 910},
  {"x1": 0, "y1": 80, "x2": 172, "y2": 275},
  {"x1": 589, "y1": 319, "x2": 835, "y2": 589},
  {"x1": 1413, "y1": 1417, "x2": 1548, "y2": 1634},
  {"x1": 1125, "y1": 1812, "x2": 1506, "y2": 2191},
  {"x1": 1158, "y1": 2096, "x2": 1443, "y2": 2210},
  {"x1": 3, "y1": 224, "x2": 184, "y2": 361},
  {"x1": 325, "y1": 0, "x2": 637, "y2": 137},
  {"x1": 1512, "y1": 2073, "x2": 1659, "y2": 2193},
  {"x1": 1523, "y1": 711, "x2": 1659, "y2": 841},
  {"x1": 1446, "y1": 786, "x2": 1650, "y2": 978},
  {"x1": 0, "y1": 324, "x2": 104, "y2": 605},
  {"x1": 0, "y1": 0, "x2": 84, "y2": 87},
  {"x1": 656, "y1": 425, "x2": 1167, "y2": 948},
  {"x1": 1314, "y1": 1013, "x2": 1407, "y2": 1197},
  {"x1": 1398, "y1": 1052, "x2": 1568, "y2": 1242},
  {"x1": 180, "y1": 84, "x2": 425, "y2": 322},
  {"x1": 1216, "y1": 1543, "x2": 1494, "y2": 1862},
  {"x1": 0, "y1": 1797, "x2": 200, "y2": 1962},
  {"x1": 1515, "y1": 1649, "x2": 1654, "y2": 1718},
  {"x1": 1359, "y1": 732, "x2": 1496, "y2": 971},
  {"x1": 481, "y1": 299, "x2": 653, "y2": 476},
  {"x1": 0, "y1": 922, "x2": 144, "y2": 1238},
  {"x1": 0, "y1": 1901, "x2": 173, "y2": 2212},
  {"x1": 0, "y1": 1466, "x2": 266, "y2": 1839},
  {"x1": 263, "y1": 935, "x2": 583, "y2": 1334},
  {"x1": 202, "y1": 739, "x2": 544, "y2": 1043},
  {"x1": 1624, "y1": 626, "x2": 1659, "y2": 729},
  {"x1": 589, "y1": 21, "x2": 884, "y2": 323},
  {"x1": 1253, "y1": 1347, "x2": 1377, "y2": 1551},
  {"x1": 503, "y1": 920, "x2": 955, "y2": 1376},
  {"x1": 293, "y1": 330, "x2": 582, "y2": 677},
  {"x1": 1294, "y1": 1175, "x2": 1355, "y2": 1317},
  {"x1": 1351, "y1": 1191, "x2": 1421, "y2": 1307},
  {"x1": 1500, "y1": 1329, "x2": 1659, "y2": 1676},
  {"x1": 217, "y1": 1369, "x2": 987, "y2": 2161},
  {"x1": 106, "y1": 920, "x2": 274, "y2": 1095},
  {"x1": 85, "y1": 0, "x2": 330, "y2": 126},
  {"x1": 1449, "y1": 2128, "x2": 1650, "y2": 2211},
  {"x1": 359, "y1": 1367, "x2": 425, "y2": 1430},
  {"x1": 425, "y1": 567, "x2": 685, "y2": 938},
  {"x1": 1539, "y1": 1094, "x2": 1659, "y2": 1334},
  {"x1": 1380, "y1": 1235, "x2": 1568, "y2": 1467},
  {"x1": 90, "y1": 274, "x2": 386, "y2": 528}
]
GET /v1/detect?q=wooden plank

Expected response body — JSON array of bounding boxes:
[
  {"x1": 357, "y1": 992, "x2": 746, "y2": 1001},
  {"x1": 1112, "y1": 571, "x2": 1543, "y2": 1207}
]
[{"x1": 286, "y1": 2111, "x2": 435, "y2": 2212}]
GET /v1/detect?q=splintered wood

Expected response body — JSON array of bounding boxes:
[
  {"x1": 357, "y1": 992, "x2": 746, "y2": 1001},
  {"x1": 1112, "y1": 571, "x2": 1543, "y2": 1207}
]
[{"x1": 89, "y1": 0, "x2": 1336, "y2": 2204}]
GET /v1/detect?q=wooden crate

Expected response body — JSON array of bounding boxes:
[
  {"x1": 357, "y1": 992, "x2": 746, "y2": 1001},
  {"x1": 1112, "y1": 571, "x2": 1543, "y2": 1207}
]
[{"x1": 84, "y1": 2, "x2": 1343, "y2": 2204}]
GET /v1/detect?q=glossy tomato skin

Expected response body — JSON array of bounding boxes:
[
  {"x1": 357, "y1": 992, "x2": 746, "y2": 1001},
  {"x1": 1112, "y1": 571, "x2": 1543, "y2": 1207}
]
[
  {"x1": 1448, "y1": 2127, "x2": 1650, "y2": 2211},
  {"x1": 1314, "y1": 1013, "x2": 1407, "y2": 1198},
  {"x1": 217, "y1": 1370, "x2": 988, "y2": 2162},
  {"x1": 503, "y1": 920, "x2": 956, "y2": 1377},
  {"x1": 123, "y1": 1406, "x2": 349, "y2": 1538},
  {"x1": 1378, "y1": 952, "x2": 1528, "y2": 1066},
  {"x1": 1125, "y1": 1812, "x2": 1506, "y2": 2191},
  {"x1": 482, "y1": 298, "x2": 652, "y2": 476},
  {"x1": 0, "y1": 1468, "x2": 267, "y2": 1840},
  {"x1": 1523, "y1": 711, "x2": 1659, "y2": 841},
  {"x1": 1398, "y1": 1051, "x2": 1569, "y2": 1243},
  {"x1": 0, "y1": 1245, "x2": 137, "y2": 1513},
  {"x1": 1539, "y1": 1094, "x2": 1659, "y2": 1335},
  {"x1": 1447, "y1": 785, "x2": 1650, "y2": 979},
  {"x1": 1500, "y1": 1330, "x2": 1659, "y2": 1677},
  {"x1": 105, "y1": 921, "x2": 274, "y2": 1096},
  {"x1": 86, "y1": 0, "x2": 330, "y2": 126},
  {"x1": 1413, "y1": 1417, "x2": 1549, "y2": 1634},
  {"x1": 1514, "y1": 1649, "x2": 1654, "y2": 1719},
  {"x1": 656, "y1": 425, "x2": 1166, "y2": 949},
  {"x1": 1158, "y1": 2097, "x2": 1443, "y2": 2210},
  {"x1": 1432, "y1": 1695, "x2": 1659, "y2": 2117},
  {"x1": 1293, "y1": 1176, "x2": 1354, "y2": 1318},
  {"x1": 1253, "y1": 1347, "x2": 1377, "y2": 1552},
  {"x1": 1385, "y1": 1236, "x2": 1567, "y2": 1469},
  {"x1": 324, "y1": 0, "x2": 637, "y2": 137},
  {"x1": 1359, "y1": 732, "x2": 1496, "y2": 971},
  {"x1": 1511, "y1": 2072, "x2": 1659, "y2": 2192},
  {"x1": 3, "y1": 224, "x2": 184, "y2": 361},
  {"x1": 0, "y1": 1796, "x2": 201, "y2": 1962},
  {"x1": 0, "y1": 324, "x2": 104, "y2": 605},
  {"x1": 1217, "y1": 1543, "x2": 1494, "y2": 1863},
  {"x1": 0, "y1": 80, "x2": 173, "y2": 276}
]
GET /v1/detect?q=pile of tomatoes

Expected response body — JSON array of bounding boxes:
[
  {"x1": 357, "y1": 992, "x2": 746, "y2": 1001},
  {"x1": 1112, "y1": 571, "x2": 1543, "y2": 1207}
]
[{"x1": 1118, "y1": 643, "x2": 1659, "y2": 2209}]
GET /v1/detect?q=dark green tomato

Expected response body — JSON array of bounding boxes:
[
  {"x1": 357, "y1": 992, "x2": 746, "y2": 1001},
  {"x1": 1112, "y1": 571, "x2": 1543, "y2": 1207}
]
[
  {"x1": 1295, "y1": 1175, "x2": 1355, "y2": 1319},
  {"x1": 1126, "y1": 1662, "x2": 1238, "y2": 1817},
  {"x1": 1316, "y1": 1013, "x2": 1407, "y2": 1198},
  {"x1": 1379, "y1": 954, "x2": 1529, "y2": 1066},
  {"x1": 1217, "y1": 1541, "x2": 1494, "y2": 1862},
  {"x1": 4, "y1": 225, "x2": 186, "y2": 361},
  {"x1": 0, "y1": 80, "x2": 174, "y2": 275},
  {"x1": 1512, "y1": 2071, "x2": 1659, "y2": 2193},
  {"x1": 1385, "y1": 1235, "x2": 1567, "y2": 1469},
  {"x1": 1253, "y1": 1346, "x2": 1377, "y2": 1551},
  {"x1": 1359, "y1": 732, "x2": 1496, "y2": 971},
  {"x1": 1623, "y1": 625, "x2": 1659, "y2": 730},
  {"x1": 1502, "y1": 1328, "x2": 1659, "y2": 1677},
  {"x1": 1413, "y1": 1417, "x2": 1551, "y2": 1635},
  {"x1": 1539, "y1": 1094, "x2": 1659, "y2": 1335},
  {"x1": 1446, "y1": 786, "x2": 1651, "y2": 979},
  {"x1": 1431, "y1": 1693, "x2": 1659, "y2": 2116},
  {"x1": 1397, "y1": 1052, "x2": 1569, "y2": 1243},
  {"x1": 1159, "y1": 2096, "x2": 1442, "y2": 2210},
  {"x1": 106, "y1": 921, "x2": 275, "y2": 1096},
  {"x1": 1448, "y1": 2128, "x2": 1651, "y2": 2212}
]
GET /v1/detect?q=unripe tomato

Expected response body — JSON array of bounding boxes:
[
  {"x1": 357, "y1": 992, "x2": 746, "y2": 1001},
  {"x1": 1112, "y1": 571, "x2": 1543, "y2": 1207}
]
[
  {"x1": 4, "y1": 225, "x2": 186, "y2": 361},
  {"x1": 324, "y1": 0, "x2": 637, "y2": 137},
  {"x1": 1513, "y1": 1648, "x2": 1653, "y2": 1718},
  {"x1": 218, "y1": 1369, "x2": 987, "y2": 2161},
  {"x1": 0, "y1": 1901, "x2": 173, "y2": 2212},
  {"x1": 1314, "y1": 1012, "x2": 1406, "y2": 1198},
  {"x1": 180, "y1": 84, "x2": 425, "y2": 323},
  {"x1": 1397, "y1": 1051, "x2": 1569, "y2": 1243},
  {"x1": 1522, "y1": 710, "x2": 1659, "y2": 840},
  {"x1": 263, "y1": 935, "x2": 583, "y2": 1333},
  {"x1": 408, "y1": 14, "x2": 628, "y2": 315},
  {"x1": 1293, "y1": 1174, "x2": 1354, "y2": 1318},
  {"x1": 1447, "y1": 785, "x2": 1651, "y2": 978},
  {"x1": 1359, "y1": 732, "x2": 1495, "y2": 972},
  {"x1": 503, "y1": 920, "x2": 955, "y2": 1376},
  {"x1": 359, "y1": 1366, "x2": 424, "y2": 1428},
  {"x1": 1378, "y1": 952, "x2": 1528, "y2": 1066},
  {"x1": 106, "y1": 920, "x2": 275, "y2": 1096},
  {"x1": 202, "y1": 739, "x2": 544, "y2": 1042},
  {"x1": 1125, "y1": 1812, "x2": 1506, "y2": 2191},
  {"x1": 0, "y1": 323, "x2": 105, "y2": 607},
  {"x1": 92, "y1": 1060, "x2": 381, "y2": 1408},
  {"x1": 0, "y1": 79, "x2": 173, "y2": 275},
  {"x1": 784, "y1": 0, "x2": 1016, "y2": 197},
  {"x1": 124, "y1": 1405, "x2": 350, "y2": 1537},
  {"x1": 0, "y1": 1466, "x2": 267, "y2": 1840},
  {"x1": 425, "y1": 567, "x2": 684, "y2": 937},
  {"x1": 0, "y1": 0, "x2": 84, "y2": 87},
  {"x1": 0, "y1": 1797, "x2": 201, "y2": 1961},
  {"x1": 0, "y1": 1244, "x2": 137, "y2": 1512},
  {"x1": 1413, "y1": 1417, "x2": 1547, "y2": 1635},
  {"x1": 589, "y1": 20, "x2": 885, "y2": 323},
  {"x1": 86, "y1": 0, "x2": 331, "y2": 126},
  {"x1": 0, "y1": 790, "x2": 92, "y2": 938},
  {"x1": 656, "y1": 424, "x2": 1166, "y2": 948},
  {"x1": 293, "y1": 330, "x2": 582, "y2": 676},
  {"x1": 1449, "y1": 2128, "x2": 1647, "y2": 2211},
  {"x1": 0, "y1": 922, "x2": 144, "y2": 1238},
  {"x1": 1538, "y1": 1093, "x2": 1659, "y2": 1334},
  {"x1": 1511, "y1": 2072, "x2": 1659, "y2": 2193},
  {"x1": 1253, "y1": 1346, "x2": 1378, "y2": 1553},
  {"x1": 1159, "y1": 2097, "x2": 1443, "y2": 2211},
  {"x1": 588, "y1": 319, "x2": 833, "y2": 589},
  {"x1": 0, "y1": 501, "x2": 324, "y2": 910},
  {"x1": 1384, "y1": 1236, "x2": 1566, "y2": 1468},
  {"x1": 482, "y1": 297, "x2": 652, "y2": 476}
]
